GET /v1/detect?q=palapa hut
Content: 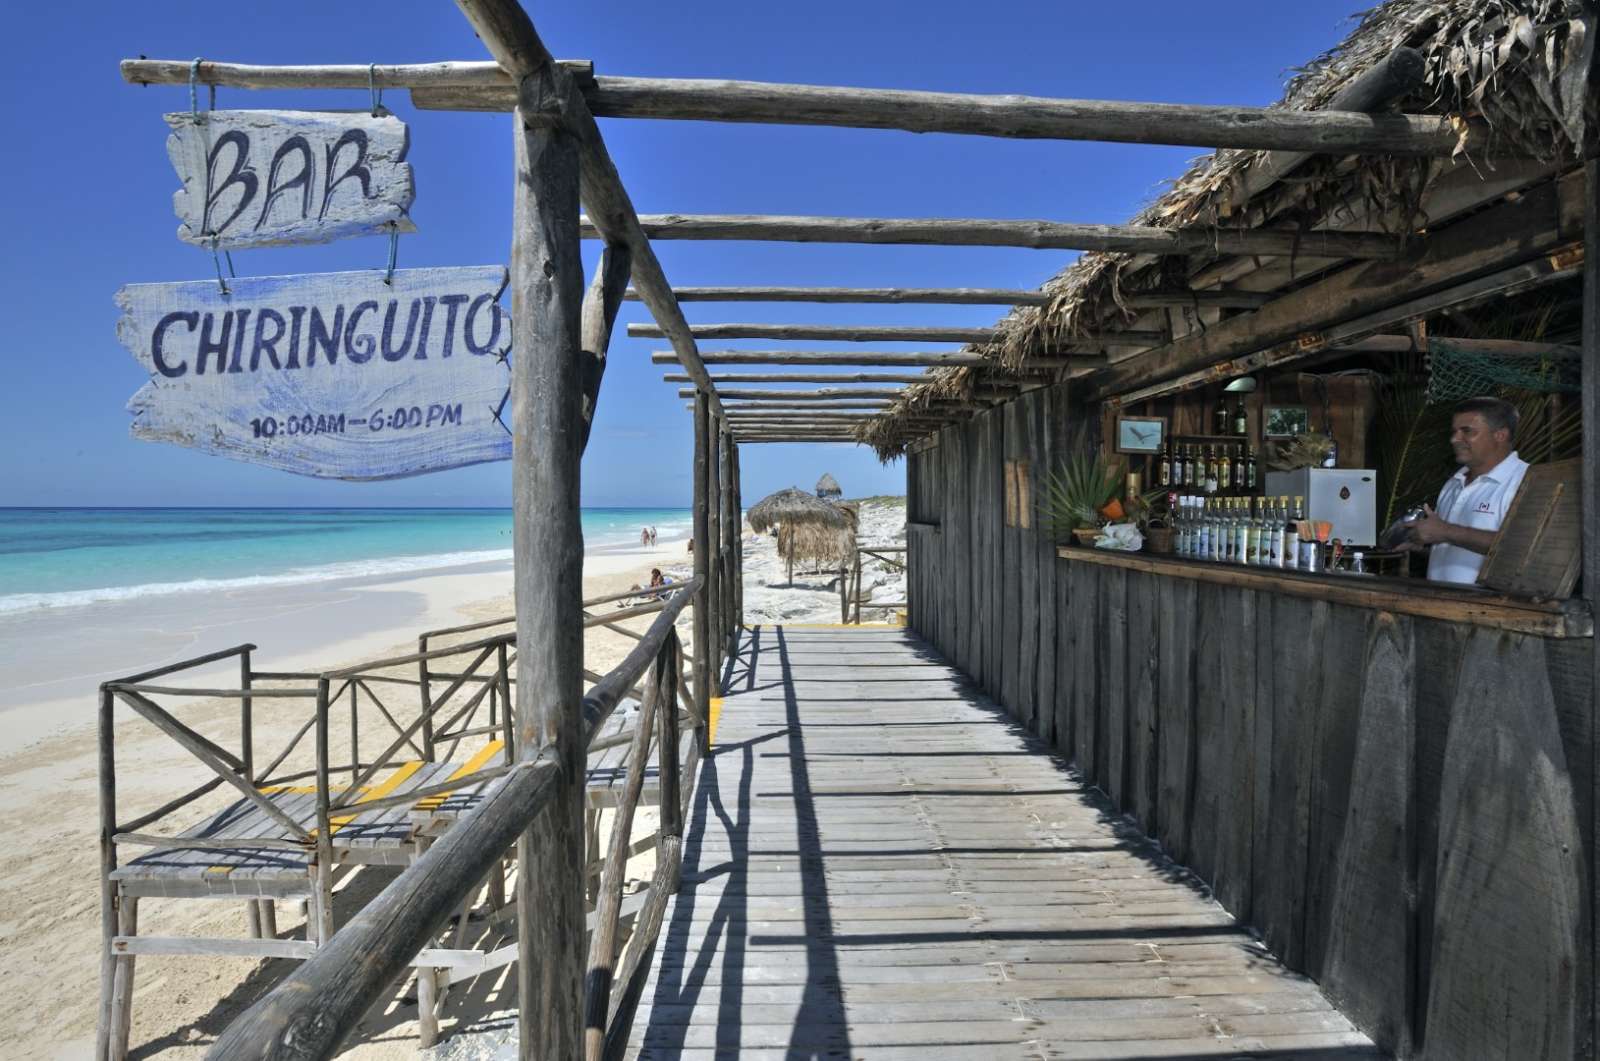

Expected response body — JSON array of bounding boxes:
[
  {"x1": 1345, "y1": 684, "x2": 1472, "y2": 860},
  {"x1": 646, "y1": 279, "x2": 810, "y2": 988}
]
[
  {"x1": 815, "y1": 472, "x2": 843, "y2": 499},
  {"x1": 748, "y1": 486, "x2": 855, "y2": 583},
  {"x1": 874, "y1": 5, "x2": 1600, "y2": 1059}
]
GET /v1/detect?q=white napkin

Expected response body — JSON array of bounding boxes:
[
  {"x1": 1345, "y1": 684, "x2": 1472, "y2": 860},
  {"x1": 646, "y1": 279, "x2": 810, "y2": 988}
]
[{"x1": 1093, "y1": 522, "x2": 1144, "y2": 552}]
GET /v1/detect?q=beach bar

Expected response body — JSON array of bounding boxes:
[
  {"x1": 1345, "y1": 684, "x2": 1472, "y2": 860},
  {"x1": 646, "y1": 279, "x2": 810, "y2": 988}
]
[{"x1": 96, "y1": 1, "x2": 1600, "y2": 1058}]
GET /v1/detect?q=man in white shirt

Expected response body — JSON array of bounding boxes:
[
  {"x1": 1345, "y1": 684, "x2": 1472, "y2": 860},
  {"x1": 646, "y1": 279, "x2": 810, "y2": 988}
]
[{"x1": 1407, "y1": 396, "x2": 1528, "y2": 585}]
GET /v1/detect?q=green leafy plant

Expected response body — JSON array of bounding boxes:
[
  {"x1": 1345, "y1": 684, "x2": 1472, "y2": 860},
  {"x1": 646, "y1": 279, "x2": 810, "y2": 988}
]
[{"x1": 1039, "y1": 447, "x2": 1124, "y2": 538}]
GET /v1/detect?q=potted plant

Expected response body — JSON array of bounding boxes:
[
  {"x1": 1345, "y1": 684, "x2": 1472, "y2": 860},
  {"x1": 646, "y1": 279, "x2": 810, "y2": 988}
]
[{"x1": 1040, "y1": 448, "x2": 1125, "y2": 546}]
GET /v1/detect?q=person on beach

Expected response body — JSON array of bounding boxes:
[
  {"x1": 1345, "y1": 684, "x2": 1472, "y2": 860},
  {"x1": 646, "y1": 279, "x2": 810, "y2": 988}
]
[
  {"x1": 649, "y1": 568, "x2": 665, "y2": 588},
  {"x1": 641, "y1": 527, "x2": 649, "y2": 548},
  {"x1": 649, "y1": 526, "x2": 658, "y2": 548}
]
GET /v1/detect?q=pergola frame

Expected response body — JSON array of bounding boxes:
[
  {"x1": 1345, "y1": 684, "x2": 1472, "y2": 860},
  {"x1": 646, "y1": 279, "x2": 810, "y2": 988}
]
[{"x1": 110, "y1": 9, "x2": 1600, "y2": 1060}]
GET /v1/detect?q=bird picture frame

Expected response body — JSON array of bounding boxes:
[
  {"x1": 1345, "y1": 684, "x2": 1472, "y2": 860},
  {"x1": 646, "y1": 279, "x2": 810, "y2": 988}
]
[{"x1": 1114, "y1": 416, "x2": 1166, "y2": 455}]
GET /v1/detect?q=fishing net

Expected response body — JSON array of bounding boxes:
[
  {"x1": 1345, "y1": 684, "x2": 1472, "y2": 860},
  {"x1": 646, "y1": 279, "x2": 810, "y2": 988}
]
[{"x1": 1426, "y1": 339, "x2": 1581, "y2": 404}]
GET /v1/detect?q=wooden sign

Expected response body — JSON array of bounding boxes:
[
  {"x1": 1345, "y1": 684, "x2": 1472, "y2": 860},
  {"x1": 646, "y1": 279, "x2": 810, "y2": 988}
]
[
  {"x1": 118, "y1": 267, "x2": 514, "y2": 480},
  {"x1": 1477, "y1": 458, "x2": 1583, "y2": 601},
  {"x1": 166, "y1": 110, "x2": 415, "y2": 249}
]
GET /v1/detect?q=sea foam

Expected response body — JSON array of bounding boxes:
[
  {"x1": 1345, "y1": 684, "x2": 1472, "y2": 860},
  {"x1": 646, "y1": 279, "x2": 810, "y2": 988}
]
[{"x1": 0, "y1": 548, "x2": 514, "y2": 615}]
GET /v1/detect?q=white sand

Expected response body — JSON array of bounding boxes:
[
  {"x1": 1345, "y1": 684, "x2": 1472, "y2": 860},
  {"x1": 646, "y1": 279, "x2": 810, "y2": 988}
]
[
  {"x1": 741, "y1": 497, "x2": 908, "y2": 626},
  {"x1": 0, "y1": 541, "x2": 687, "y2": 1061},
  {"x1": 0, "y1": 504, "x2": 904, "y2": 1059}
]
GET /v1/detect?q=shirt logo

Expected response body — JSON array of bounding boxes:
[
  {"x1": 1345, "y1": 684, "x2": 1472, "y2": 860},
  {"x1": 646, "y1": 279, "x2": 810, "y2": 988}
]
[{"x1": 1476, "y1": 501, "x2": 1494, "y2": 513}]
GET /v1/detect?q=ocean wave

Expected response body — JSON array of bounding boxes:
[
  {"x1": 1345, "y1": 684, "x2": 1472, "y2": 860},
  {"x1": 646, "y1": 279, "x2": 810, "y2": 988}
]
[{"x1": 0, "y1": 548, "x2": 515, "y2": 616}]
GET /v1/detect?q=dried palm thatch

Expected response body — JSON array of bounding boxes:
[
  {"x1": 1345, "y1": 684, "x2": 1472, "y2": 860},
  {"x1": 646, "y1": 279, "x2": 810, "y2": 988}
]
[
  {"x1": 863, "y1": 0, "x2": 1596, "y2": 460},
  {"x1": 748, "y1": 487, "x2": 848, "y2": 533},
  {"x1": 816, "y1": 472, "x2": 843, "y2": 498}
]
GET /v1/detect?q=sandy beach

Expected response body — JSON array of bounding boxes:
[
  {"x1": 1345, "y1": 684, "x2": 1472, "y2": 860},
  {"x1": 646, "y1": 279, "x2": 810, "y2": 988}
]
[{"x1": 0, "y1": 501, "x2": 903, "y2": 1060}]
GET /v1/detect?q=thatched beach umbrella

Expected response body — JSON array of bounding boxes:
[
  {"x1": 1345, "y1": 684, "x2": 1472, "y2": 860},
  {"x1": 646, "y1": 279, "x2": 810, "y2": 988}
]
[
  {"x1": 748, "y1": 487, "x2": 855, "y2": 583},
  {"x1": 816, "y1": 472, "x2": 843, "y2": 499}
]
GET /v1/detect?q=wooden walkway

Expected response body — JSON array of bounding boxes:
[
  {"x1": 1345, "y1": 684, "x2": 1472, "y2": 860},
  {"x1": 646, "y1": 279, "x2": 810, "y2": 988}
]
[{"x1": 626, "y1": 625, "x2": 1383, "y2": 1060}]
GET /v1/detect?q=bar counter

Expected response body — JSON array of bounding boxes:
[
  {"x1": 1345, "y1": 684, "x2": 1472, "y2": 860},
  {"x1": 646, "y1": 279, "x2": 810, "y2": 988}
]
[{"x1": 1056, "y1": 543, "x2": 1593, "y2": 638}]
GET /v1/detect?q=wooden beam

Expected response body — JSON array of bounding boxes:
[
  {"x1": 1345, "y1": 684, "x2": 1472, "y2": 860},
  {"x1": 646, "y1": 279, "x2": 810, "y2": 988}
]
[
  {"x1": 587, "y1": 214, "x2": 1406, "y2": 260},
  {"x1": 633, "y1": 323, "x2": 995, "y2": 343},
  {"x1": 1104, "y1": 259, "x2": 1582, "y2": 408},
  {"x1": 1084, "y1": 168, "x2": 1587, "y2": 401},
  {"x1": 632, "y1": 322, "x2": 1161, "y2": 345},
  {"x1": 400, "y1": 57, "x2": 1473, "y2": 157},
  {"x1": 663, "y1": 372, "x2": 931, "y2": 384},
  {"x1": 119, "y1": 56, "x2": 593, "y2": 90},
  {"x1": 578, "y1": 244, "x2": 632, "y2": 449},
  {"x1": 1120, "y1": 290, "x2": 1274, "y2": 310},
  {"x1": 421, "y1": 13, "x2": 723, "y2": 418},
  {"x1": 628, "y1": 286, "x2": 1047, "y2": 305},
  {"x1": 678, "y1": 387, "x2": 905, "y2": 400},
  {"x1": 713, "y1": 402, "x2": 893, "y2": 411},
  {"x1": 654, "y1": 349, "x2": 991, "y2": 366}
]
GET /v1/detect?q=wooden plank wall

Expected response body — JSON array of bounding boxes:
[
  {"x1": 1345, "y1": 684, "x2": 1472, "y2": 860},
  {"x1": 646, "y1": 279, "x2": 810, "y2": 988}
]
[{"x1": 904, "y1": 391, "x2": 1595, "y2": 1061}]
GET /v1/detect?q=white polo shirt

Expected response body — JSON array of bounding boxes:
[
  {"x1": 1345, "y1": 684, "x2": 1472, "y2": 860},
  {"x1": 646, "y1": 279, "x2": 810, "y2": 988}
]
[{"x1": 1426, "y1": 450, "x2": 1529, "y2": 585}]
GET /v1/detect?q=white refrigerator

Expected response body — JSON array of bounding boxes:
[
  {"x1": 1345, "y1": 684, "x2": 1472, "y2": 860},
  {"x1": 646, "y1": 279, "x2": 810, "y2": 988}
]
[{"x1": 1262, "y1": 468, "x2": 1378, "y2": 547}]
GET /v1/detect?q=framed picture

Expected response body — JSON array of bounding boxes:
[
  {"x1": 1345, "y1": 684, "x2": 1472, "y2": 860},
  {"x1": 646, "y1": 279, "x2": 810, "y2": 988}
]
[
  {"x1": 1115, "y1": 416, "x2": 1166, "y2": 455},
  {"x1": 1263, "y1": 405, "x2": 1310, "y2": 440}
]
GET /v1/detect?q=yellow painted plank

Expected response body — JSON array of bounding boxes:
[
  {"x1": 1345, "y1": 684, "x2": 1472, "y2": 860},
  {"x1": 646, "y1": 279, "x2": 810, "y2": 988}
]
[
  {"x1": 708, "y1": 697, "x2": 723, "y2": 747},
  {"x1": 413, "y1": 740, "x2": 506, "y2": 812}
]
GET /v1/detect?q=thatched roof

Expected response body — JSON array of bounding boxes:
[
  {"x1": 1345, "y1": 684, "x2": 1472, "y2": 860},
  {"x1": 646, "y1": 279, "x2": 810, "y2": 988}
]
[
  {"x1": 816, "y1": 472, "x2": 843, "y2": 497},
  {"x1": 861, "y1": 0, "x2": 1595, "y2": 458},
  {"x1": 748, "y1": 487, "x2": 852, "y2": 534}
]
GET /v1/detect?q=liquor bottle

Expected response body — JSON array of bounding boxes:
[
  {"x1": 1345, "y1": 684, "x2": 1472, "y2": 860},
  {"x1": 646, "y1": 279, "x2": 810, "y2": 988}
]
[
  {"x1": 1175, "y1": 445, "x2": 1188, "y2": 487},
  {"x1": 1196, "y1": 500, "x2": 1211, "y2": 560},
  {"x1": 1178, "y1": 497, "x2": 1191, "y2": 557},
  {"x1": 1158, "y1": 443, "x2": 1171, "y2": 487},
  {"x1": 1232, "y1": 398, "x2": 1248, "y2": 437},
  {"x1": 1279, "y1": 495, "x2": 1296, "y2": 571},
  {"x1": 1213, "y1": 393, "x2": 1230, "y2": 435},
  {"x1": 1255, "y1": 498, "x2": 1270, "y2": 566},
  {"x1": 1322, "y1": 427, "x2": 1338, "y2": 468},
  {"x1": 1215, "y1": 500, "x2": 1230, "y2": 563},
  {"x1": 1246, "y1": 446, "x2": 1258, "y2": 492},
  {"x1": 1218, "y1": 444, "x2": 1232, "y2": 491},
  {"x1": 1235, "y1": 499, "x2": 1251, "y2": 565},
  {"x1": 1292, "y1": 495, "x2": 1310, "y2": 571},
  {"x1": 1267, "y1": 497, "x2": 1284, "y2": 568}
]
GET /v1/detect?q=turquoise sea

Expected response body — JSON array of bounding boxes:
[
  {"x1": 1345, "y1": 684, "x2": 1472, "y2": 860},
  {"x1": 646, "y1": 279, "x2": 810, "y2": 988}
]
[{"x1": 0, "y1": 508, "x2": 691, "y2": 614}]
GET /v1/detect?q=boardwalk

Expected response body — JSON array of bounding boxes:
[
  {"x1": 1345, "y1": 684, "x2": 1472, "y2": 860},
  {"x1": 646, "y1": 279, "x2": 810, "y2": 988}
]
[{"x1": 627, "y1": 625, "x2": 1381, "y2": 1059}]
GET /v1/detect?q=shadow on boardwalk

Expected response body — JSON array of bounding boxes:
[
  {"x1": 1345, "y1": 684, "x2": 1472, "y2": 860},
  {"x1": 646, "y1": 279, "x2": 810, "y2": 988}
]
[{"x1": 627, "y1": 624, "x2": 1384, "y2": 1060}]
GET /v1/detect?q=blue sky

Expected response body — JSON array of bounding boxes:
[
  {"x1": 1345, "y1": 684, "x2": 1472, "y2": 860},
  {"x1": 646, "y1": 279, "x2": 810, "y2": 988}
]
[{"x1": 1, "y1": 1, "x2": 1366, "y2": 508}]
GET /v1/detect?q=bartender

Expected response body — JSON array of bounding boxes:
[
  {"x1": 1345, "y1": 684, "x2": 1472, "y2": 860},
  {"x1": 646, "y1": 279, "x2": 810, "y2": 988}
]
[{"x1": 1406, "y1": 396, "x2": 1528, "y2": 585}]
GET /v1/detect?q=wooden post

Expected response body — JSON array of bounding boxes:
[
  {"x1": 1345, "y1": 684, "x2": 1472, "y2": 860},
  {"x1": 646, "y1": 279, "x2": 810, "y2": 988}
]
[
  {"x1": 719, "y1": 430, "x2": 736, "y2": 652},
  {"x1": 706, "y1": 413, "x2": 723, "y2": 689},
  {"x1": 510, "y1": 98, "x2": 586, "y2": 1061},
  {"x1": 732, "y1": 443, "x2": 744, "y2": 633},
  {"x1": 418, "y1": 634, "x2": 436, "y2": 762},
  {"x1": 96, "y1": 686, "x2": 118, "y2": 1061},
  {"x1": 1583, "y1": 157, "x2": 1598, "y2": 1047},
  {"x1": 692, "y1": 394, "x2": 711, "y2": 754},
  {"x1": 312, "y1": 678, "x2": 335, "y2": 945},
  {"x1": 239, "y1": 648, "x2": 254, "y2": 782}
]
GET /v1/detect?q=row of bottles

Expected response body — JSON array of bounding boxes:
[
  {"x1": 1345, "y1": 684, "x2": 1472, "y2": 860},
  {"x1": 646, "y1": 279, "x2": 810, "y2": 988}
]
[
  {"x1": 1159, "y1": 442, "x2": 1255, "y2": 494},
  {"x1": 1173, "y1": 494, "x2": 1313, "y2": 569},
  {"x1": 1212, "y1": 394, "x2": 1250, "y2": 437}
]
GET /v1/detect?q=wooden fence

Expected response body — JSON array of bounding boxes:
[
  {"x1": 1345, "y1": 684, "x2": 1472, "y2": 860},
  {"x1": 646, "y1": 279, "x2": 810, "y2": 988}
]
[{"x1": 96, "y1": 578, "x2": 702, "y2": 1060}]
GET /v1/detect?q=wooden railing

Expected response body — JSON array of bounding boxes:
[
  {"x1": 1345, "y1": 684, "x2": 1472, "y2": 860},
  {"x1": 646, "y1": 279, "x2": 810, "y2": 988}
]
[
  {"x1": 203, "y1": 575, "x2": 701, "y2": 1059},
  {"x1": 844, "y1": 543, "x2": 908, "y2": 622}
]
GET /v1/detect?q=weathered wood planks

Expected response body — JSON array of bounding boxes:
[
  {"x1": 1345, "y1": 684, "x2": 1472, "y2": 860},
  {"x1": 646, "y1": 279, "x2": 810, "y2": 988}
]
[
  {"x1": 627, "y1": 625, "x2": 1374, "y2": 1057},
  {"x1": 165, "y1": 110, "x2": 414, "y2": 248}
]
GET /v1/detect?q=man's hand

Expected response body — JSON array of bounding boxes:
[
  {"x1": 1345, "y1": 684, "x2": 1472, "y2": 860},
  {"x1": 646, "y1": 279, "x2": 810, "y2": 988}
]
[
  {"x1": 1408, "y1": 503, "x2": 1499, "y2": 555},
  {"x1": 1408, "y1": 503, "x2": 1450, "y2": 545}
]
